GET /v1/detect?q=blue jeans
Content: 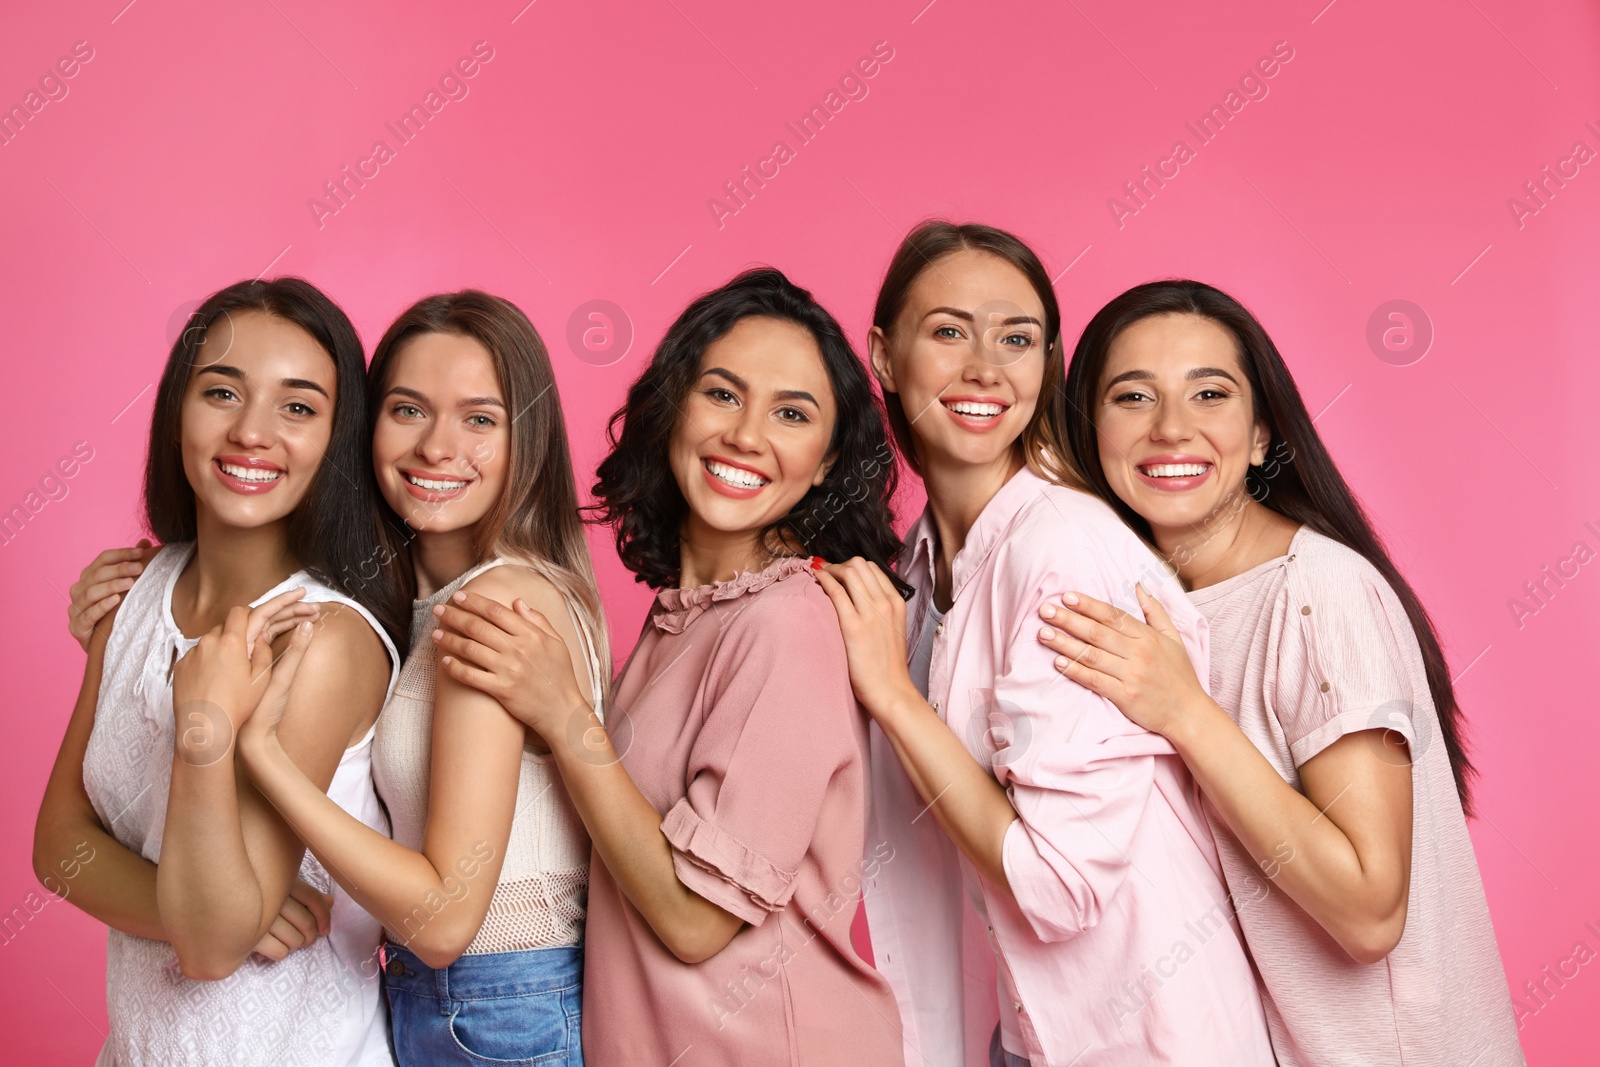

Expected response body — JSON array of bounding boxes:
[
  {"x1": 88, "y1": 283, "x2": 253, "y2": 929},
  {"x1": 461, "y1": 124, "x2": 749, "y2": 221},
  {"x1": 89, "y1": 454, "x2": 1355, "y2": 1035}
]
[
  {"x1": 383, "y1": 942, "x2": 584, "y2": 1066},
  {"x1": 989, "y1": 1023, "x2": 1031, "y2": 1067}
]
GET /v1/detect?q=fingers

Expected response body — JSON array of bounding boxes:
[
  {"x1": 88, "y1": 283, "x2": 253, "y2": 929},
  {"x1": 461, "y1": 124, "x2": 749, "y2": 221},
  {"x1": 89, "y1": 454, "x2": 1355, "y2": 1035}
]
[
  {"x1": 433, "y1": 600, "x2": 514, "y2": 654},
  {"x1": 258, "y1": 619, "x2": 314, "y2": 698},
  {"x1": 450, "y1": 590, "x2": 535, "y2": 638},
  {"x1": 1035, "y1": 622, "x2": 1118, "y2": 677},
  {"x1": 245, "y1": 589, "x2": 310, "y2": 650},
  {"x1": 70, "y1": 593, "x2": 121, "y2": 649},
  {"x1": 431, "y1": 628, "x2": 500, "y2": 675},
  {"x1": 1049, "y1": 649, "x2": 1121, "y2": 701},
  {"x1": 812, "y1": 567, "x2": 855, "y2": 621},
  {"x1": 264, "y1": 913, "x2": 311, "y2": 953},
  {"x1": 438, "y1": 653, "x2": 502, "y2": 697},
  {"x1": 1038, "y1": 594, "x2": 1134, "y2": 657},
  {"x1": 257, "y1": 603, "x2": 320, "y2": 647},
  {"x1": 274, "y1": 893, "x2": 320, "y2": 947},
  {"x1": 253, "y1": 932, "x2": 291, "y2": 962},
  {"x1": 1134, "y1": 583, "x2": 1180, "y2": 639},
  {"x1": 286, "y1": 878, "x2": 334, "y2": 936}
]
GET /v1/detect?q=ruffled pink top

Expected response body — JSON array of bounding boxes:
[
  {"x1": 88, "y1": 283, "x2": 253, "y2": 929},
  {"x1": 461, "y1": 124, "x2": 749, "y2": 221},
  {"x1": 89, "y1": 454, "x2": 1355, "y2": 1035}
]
[{"x1": 581, "y1": 555, "x2": 903, "y2": 1067}]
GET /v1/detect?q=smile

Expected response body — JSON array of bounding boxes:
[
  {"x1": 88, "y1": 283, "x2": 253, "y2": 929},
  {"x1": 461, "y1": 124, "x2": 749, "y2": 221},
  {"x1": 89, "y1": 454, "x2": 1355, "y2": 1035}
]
[
  {"x1": 214, "y1": 456, "x2": 286, "y2": 495},
  {"x1": 941, "y1": 399, "x2": 1007, "y2": 419},
  {"x1": 703, "y1": 459, "x2": 769, "y2": 490},
  {"x1": 218, "y1": 462, "x2": 282, "y2": 483},
  {"x1": 1133, "y1": 456, "x2": 1215, "y2": 492},
  {"x1": 1137, "y1": 463, "x2": 1211, "y2": 478},
  {"x1": 404, "y1": 472, "x2": 472, "y2": 492}
]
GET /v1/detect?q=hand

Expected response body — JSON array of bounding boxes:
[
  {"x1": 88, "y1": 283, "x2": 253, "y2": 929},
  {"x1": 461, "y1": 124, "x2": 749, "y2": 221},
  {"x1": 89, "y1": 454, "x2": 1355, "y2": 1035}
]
[
  {"x1": 171, "y1": 591, "x2": 311, "y2": 746},
  {"x1": 1035, "y1": 585, "x2": 1210, "y2": 738},
  {"x1": 252, "y1": 877, "x2": 334, "y2": 962},
  {"x1": 432, "y1": 591, "x2": 587, "y2": 739},
  {"x1": 239, "y1": 616, "x2": 318, "y2": 754},
  {"x1": 812, "y1": 557, "x2": 917, "y2": 719},
  {"x1": 67, "y1": 541, "x2": 160, "y2": 649}
]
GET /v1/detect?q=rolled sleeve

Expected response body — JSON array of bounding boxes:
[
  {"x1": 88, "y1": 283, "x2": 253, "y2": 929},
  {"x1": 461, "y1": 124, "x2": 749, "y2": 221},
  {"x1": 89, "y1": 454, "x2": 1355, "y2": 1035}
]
[
  {"x1": 1279, "y1": 556, "x2": 1420, "y2": 769},
  {"x1": 662, "y1": 585, "x2": 857, "y2": 928},
  {"x1": 985, "y1": 527, "x2": 1191, "y2": 943}
]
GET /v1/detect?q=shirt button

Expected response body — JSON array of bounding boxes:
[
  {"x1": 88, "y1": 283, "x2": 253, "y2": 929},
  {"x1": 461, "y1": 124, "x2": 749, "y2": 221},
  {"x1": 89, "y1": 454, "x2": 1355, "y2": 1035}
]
[
  {"x1": 1013, "y1": 1001, "x2": 1025, "y2": 1013},
  {"x1": 1320, "y1": 681, "x2": 1330, "y2": 692},
  {"x1": 931, "y1": 700, "x2": 940, "y2": 713},
  {"x1": 935, "y1": 622, "x2": 944, "y2": 635},
  {"x1": 1301, "y1": 605, "x2": 1312, "y2": 615},
  {"x1": 386, "y1": 958, "x2": 405, "y2": 977}
]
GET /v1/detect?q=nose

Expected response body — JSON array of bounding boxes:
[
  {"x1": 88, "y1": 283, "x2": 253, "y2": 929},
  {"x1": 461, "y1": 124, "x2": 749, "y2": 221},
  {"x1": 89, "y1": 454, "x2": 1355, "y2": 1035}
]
[
  {"x1": 721, "y1": 401, "x2": 766, "y2": 456},
  {"x1": 1149, "y1": 396, "x2": 1194, "y2": 445},
  {"x1": 959, "y1": 351, "x2": 1004, "y2": 388},
  {"x1": 227, "y1": 396, "x2": 277, "y2": 450},
  {"x1": 414, "y1": 417, "x2": 459, "y2": 467}
]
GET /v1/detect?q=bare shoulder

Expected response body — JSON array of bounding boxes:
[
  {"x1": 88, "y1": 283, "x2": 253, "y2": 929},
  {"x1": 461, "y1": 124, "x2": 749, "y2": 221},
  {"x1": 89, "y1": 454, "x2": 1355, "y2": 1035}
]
[
  {"x1": 463, "y1": 564, "x2": 568, "y2": 617},
  {"x1": 285, "y1": 600, "x2": 389, "y2": 692}
]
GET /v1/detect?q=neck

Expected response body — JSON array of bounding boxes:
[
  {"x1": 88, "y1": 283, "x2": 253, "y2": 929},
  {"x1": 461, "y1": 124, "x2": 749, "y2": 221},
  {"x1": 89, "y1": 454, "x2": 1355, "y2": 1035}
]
[
  {"x1": 412, "y1": 525, "x2": 485, "y2": 600},
  {"x1": 1152, "y1": 490, "x2": 1299, "y2": 589},
  {"x1": 919, "y1": 445, "x2": 1026, "y2": 603},
  {"x1": 176, "y1": 511, "x2": 299, "y2": 635},
  {"x1": 676, "y1": 518, "x2": 775, "y2": 589}
]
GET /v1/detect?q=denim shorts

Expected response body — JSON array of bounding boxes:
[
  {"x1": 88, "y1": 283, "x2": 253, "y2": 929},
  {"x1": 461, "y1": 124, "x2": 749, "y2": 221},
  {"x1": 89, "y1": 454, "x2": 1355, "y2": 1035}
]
[{"x1": 383, "y1": 942, "x2": 584, "y2": 1066}]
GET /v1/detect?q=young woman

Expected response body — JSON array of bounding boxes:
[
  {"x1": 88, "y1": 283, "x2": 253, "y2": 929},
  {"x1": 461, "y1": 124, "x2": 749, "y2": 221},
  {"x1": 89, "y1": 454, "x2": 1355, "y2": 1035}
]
[
  {"x1": 429, "y1": 269, "x2": 907, "y2": 1066},
  {"x1": 216, "y1": 291, "x2": 603, "y2": 1065},
  {"x1": 1032, "y1": 280, "x2": 1524, "y2": 1066},
  {"x1": 813, "y1": 223, "x2": 1277, "y2": 1067},
  {"x1": 34, "y1": 278, "x2": 407, "y2": 1066}
]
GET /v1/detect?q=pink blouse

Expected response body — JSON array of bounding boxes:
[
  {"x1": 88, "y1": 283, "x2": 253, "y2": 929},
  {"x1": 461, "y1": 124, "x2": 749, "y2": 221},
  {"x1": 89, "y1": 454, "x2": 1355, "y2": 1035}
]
[
  {"x1": 581, "y1": 557, "x2": 904, "y2": 1067},
  {"x1": 862, "y1": 466, "x2": 1276, "y2": 1067},
  {"x1": 1189, "y1": 526, "x2": 1524, "y2": 1066}
]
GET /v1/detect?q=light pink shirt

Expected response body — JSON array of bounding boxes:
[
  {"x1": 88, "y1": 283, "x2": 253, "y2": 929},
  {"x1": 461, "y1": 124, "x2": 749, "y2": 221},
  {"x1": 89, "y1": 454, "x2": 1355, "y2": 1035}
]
[
  {"x1": 1189, "y1": 526, "x2": 1525, "y2": 1066},
  {"x1": 582, "y1": 557, "x2": 903, "y2": 1067},
  {"x1": 863, "y1": 466, "x2": 1275, "y2": 1067}
]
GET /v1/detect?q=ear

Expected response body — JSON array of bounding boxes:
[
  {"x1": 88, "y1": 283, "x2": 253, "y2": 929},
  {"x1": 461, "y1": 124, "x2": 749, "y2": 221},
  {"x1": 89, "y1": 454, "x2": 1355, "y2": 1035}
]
[
  {"x1": 812, "y1": 451, "x2": 837, "y2": 488},
  {"x1": 867, "y1": 326, "x2": 898, "y2": 395},
  {"x1": 1250, "y1": 418, "x2": 1271, "y2": 466}
]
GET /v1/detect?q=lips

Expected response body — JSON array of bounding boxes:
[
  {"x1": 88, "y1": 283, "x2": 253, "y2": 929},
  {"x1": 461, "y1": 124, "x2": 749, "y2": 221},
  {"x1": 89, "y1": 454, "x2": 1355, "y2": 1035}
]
[
  {"x1": 214, "y1": 456, "x2": 284, "y2": 495},
  {"x1": 940, "y1": 395, "x2": 1010, "y2": 433},
  {"x1": 701, "y1": 456, "x2": 770, "y2": 499},
  {"x1": 1133, "y1": 455, "x2": 1214, "y2": 492},
  {"x1": 399, "y1": 468, "x2": 474, "y2": 502}
]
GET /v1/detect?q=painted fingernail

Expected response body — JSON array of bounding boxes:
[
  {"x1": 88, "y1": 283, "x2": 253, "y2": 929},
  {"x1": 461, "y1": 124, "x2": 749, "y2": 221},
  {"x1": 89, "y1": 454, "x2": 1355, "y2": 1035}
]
[
  {"x1": 1063, "y1": 592, "x2": 1080, "y2": 605},
  {"x1": 810, "y1": 556, "x2": 824, "y2": 570},
  {"x1": 1040, "y1": 603, "x2": 1055, "y2": 618},
  {"x1": 1054, "y1": 656, "x2": 1069, "y2": 670},
  {"x1": 1039, "y1": 626, "x2": 1057, "y2": 640}
]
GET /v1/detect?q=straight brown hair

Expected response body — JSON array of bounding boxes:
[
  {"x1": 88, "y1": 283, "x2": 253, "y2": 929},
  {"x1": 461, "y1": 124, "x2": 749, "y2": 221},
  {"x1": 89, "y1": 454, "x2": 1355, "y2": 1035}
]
[
  {"x1": 367, "y1": 291, "x2": 611, "y2": 690},
  {"x1": 871, "y1": 220, "x2": 1086, "y2": 491}
]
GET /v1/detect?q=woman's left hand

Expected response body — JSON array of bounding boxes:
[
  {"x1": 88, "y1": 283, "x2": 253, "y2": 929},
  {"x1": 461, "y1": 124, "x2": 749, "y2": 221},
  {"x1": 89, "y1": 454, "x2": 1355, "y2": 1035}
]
[
  {"x1": 170, "y1": 590, "x2": 311, "y2": 758},
  {"x1": 431, "y1": 591, "x2": 587, "y2": 739},
  {"x1": 813, "y1": 557, "x2": 917, "y2": 719},
  {"x1": 1035, "y1": 585, "x2": 1209, "y2": 739}
]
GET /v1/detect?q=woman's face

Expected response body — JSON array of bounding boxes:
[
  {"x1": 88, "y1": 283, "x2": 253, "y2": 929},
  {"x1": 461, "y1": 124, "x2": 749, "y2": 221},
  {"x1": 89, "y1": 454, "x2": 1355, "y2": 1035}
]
[
  {"x1": 372, "y1": 331, "x2": 510, "y2": 535},
  {"x1": 871, "y1": 248, "x2": 1046, "y2": 472},
  {"x1": 1093, "y1": 312, "x2": 1270, "y2": 538},
  {"x1": 668, "y1": 315, "x2": 837, "y2": 547},
  {"x1": 179, "y1": 310, "x2": 337, "y2": 531}
]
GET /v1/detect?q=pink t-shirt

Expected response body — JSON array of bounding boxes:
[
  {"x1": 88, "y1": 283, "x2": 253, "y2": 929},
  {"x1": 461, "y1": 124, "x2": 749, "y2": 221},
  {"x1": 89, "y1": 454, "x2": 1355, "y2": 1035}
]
[
  {"x1": 581, "y1": 556, "x2": 904, "y2": 1067},
  {"x1": 1188, "y1": 526, "x2": 1525, "y2": 1067}
]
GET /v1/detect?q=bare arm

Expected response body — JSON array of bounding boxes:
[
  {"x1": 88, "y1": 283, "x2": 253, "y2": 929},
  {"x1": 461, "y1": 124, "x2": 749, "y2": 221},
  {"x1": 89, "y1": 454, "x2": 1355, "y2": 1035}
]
[
  {"x1": 241, "y1": 569, "x2": 549, "y2": 969},
  {"x1": 1040, "y1": 587, "x2": 1413, "y2": 963},
  {"x1": 431, "y1": 590, "x2": 744, "y2": 965},
  {"x1": 158, "y1": 602, "x2": 388, "y2": 979}
]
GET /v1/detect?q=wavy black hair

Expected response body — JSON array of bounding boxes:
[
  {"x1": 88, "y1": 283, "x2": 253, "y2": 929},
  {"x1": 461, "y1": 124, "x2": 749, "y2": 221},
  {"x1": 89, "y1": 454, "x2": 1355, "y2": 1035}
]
[
  {"x1": 588, "y1": 267, "x2": 909, "y2": 596},
  {"x1": 1064, "y1": 279, "x2": 1475, "y2": 811},
  {"x1": 144, "y1": 277, "x2": 408, "y2": 651}
]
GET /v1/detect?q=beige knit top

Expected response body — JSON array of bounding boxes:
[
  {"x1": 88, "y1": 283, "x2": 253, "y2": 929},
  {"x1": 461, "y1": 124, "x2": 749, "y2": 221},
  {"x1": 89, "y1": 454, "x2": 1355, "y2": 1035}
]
[{"x1": 371, "y1": 557, "x2": 606, "y2": 954}]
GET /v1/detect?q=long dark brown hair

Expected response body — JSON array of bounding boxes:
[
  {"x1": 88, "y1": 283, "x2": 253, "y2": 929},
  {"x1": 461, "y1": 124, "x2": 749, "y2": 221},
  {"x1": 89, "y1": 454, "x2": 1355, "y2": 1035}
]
[
  {"x1": 589, "y1": 267, "x2": 907, "y2": 595},
  {"x1": 366, "y1": 291, "x2": 610, "y2": 684},
  {"x1": 1063, "y1": 279, "x2": 1475, "y2": 811},
  {"x1": 144, "y1": 277, "x2": 408, "y2": 651},
  {"x1": 871, "y1": 219, "x2": 1086, "y2": 491}
]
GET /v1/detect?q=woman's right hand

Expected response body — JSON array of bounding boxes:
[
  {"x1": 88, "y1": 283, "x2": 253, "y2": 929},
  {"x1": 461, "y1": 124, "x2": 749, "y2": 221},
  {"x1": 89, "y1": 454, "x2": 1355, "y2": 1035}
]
[
  {"x1": 251, "y1": 877, "x2": 334, "y2": 962},
  {"x1": 67, "y1": 541, "x2": 159, "y2": 650}
]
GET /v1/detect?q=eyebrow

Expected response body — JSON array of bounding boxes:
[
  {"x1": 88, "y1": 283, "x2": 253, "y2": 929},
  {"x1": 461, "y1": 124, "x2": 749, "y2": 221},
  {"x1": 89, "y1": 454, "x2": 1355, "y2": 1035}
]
[
  {"x1": 198, "y1": 364, "x2": 330, "y2": 398},
  {"x1": 385, "y1": 385, "x2": 505, "y2": 409},
  {"x1": 702, "y1": 367, "x2": 820, "y2": 408},
  {"x1": 1103, "y1": 366, "x2": 1241, "y2": 388},
  {"x1": 923, "y1": 306, "x2": 1043, "y2": 328}
]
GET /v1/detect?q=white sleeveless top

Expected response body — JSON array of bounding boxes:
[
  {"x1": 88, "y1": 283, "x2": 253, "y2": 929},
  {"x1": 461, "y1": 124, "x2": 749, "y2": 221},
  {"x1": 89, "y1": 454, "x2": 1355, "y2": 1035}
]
[
  {"x1": 371, "y1": 557, "x2": 604, "y2": 955},
  {"x1": 83, "y1": 543, "x2": 401, "y2": 1067}
]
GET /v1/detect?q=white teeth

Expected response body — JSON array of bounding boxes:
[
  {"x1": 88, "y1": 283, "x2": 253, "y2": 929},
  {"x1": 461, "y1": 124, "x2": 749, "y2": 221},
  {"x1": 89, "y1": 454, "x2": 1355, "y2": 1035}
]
[
  {"x1": 945, "y1": 400, "x2": 1005, "y2": 417},
  {"x1": 1141, "y1": 463, "x2": 1209, "y2": 478},
  {"x1": 220, "y1": 463, "x2": 282, "y2": 482},
  {"x1": 406, "y1": 473, "x2": 470, "y2": 492},
  {"x1": 706, "y1": 460, "x2": 768, "y2": 489}
]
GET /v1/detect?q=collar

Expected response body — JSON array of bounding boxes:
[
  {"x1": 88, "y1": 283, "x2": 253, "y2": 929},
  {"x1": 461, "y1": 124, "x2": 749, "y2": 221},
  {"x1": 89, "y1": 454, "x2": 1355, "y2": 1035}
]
[
  {"x1": 650, "y1": 555, "x2": 814, "y2": 635},
  {"x1": 902, "y1": 464, "x2": 1053, "y2": 605}
]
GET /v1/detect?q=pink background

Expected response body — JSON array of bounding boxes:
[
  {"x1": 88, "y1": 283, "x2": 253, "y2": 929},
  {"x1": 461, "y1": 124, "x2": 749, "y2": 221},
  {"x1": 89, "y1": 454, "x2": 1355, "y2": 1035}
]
[{"x1": 3, "y1": 0, "x2": 1596, "y2": 1061}]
